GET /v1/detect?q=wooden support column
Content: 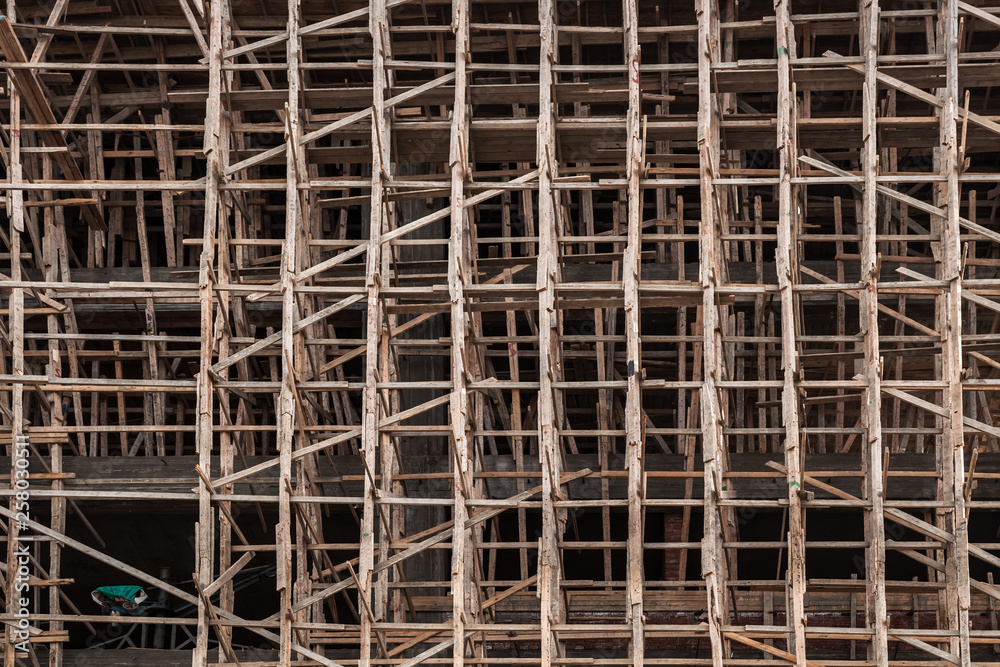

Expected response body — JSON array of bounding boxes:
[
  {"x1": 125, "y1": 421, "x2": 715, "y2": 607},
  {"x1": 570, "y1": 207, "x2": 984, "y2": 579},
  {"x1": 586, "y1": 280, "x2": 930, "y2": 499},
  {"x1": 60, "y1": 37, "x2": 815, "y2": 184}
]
[
  {"x1": 623, "y1": 0, "x2": 645, "y2": 662},
  {"x1": 277, "y1": 0, "x2": 303, "y2": 664},
  {"x1": 361, "y1": 0, "x2": 391, "y2": 663},
  {"x1": 940, "y1": 1, "x2": 972, "y2": 664},
  {"x1": 41, "y1": 153, "x2": 66, "y2": 667},
  {"x1": 193, "y1": 0, "x2": 224, "y2": 660},
  {"x1": 697, "y1": 2, "x2": 729, "y2": 667},
  {"x1": 774, "y1": 1, "x2": 807, "y2": 663},
  {"x1": 450, "y1": 0, "x2": 478, "y2": 664},
  {"x1": 46, "y1": 433, "x2": 64, "y2": 667},
  {"x1": 2, "y1": 14, "x2": 25, "y2": 659},
  {"x1": 859, "y1": 2, "x2": 889, "y2": 665},
  {"x1": 537, "y1": 0, "x2": 563, "y2": 664}
]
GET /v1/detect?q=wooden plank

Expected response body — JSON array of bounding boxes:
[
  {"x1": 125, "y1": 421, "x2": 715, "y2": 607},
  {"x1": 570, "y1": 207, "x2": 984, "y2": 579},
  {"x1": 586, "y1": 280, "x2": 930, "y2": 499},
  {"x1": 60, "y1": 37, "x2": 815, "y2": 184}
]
[
  {"x1": 175, "y1": 0, "x2": 209, "y2": 59},
  {"x1": 60, "y1": 33, "x2": 108, "y2": 126},
  {"x1": 957, "y1": 1, "x2": 1000, "y2": 31},
  {"x1": 822, "y1": 48, "x2": 1000, "y2": 138},
  {"x1": 210, "y1": 294, "x2": 363, "y2": 375},
  {"x1": 208, "y1": 428, "x2": 363, "y2": 490},
  {"x1": 883, "y1": 388, "x2": 1000, "y2": 440},
  {"x1": 889, "y1": 633, "x2": 961, "y2": 665},
  {"x1": 203, "y1": 551, "x2": 255, "y2": 598},
  {"x1": 723, "y1": 631, "x2": 829, "y2": 667}
]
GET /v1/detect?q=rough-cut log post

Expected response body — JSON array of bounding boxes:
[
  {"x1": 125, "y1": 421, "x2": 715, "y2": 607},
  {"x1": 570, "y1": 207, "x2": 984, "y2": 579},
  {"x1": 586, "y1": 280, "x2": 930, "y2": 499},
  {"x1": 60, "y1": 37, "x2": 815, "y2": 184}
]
[
  {"x1": 449, "y1": 0, "x2": 479, "y2": 663},
  {"x1": 538, "y1": 0, "x2": 563, "y2": 664},
  {"x1": 774, "y1": 1, "x2": 807, "y2": 663},
  {"x1": 3, "y1": 10, "x2": 25, "y2": 659},
  {"x1": 623, "y1": 0, "x2": 645, "y2": 662},
  {"x1": 277, "y1": 0, "x2": 303, "y2": 663},
  {"x1": 940, "y1": 1, "x2": 972, "y2": 664},
  {"x1": 360, "y1": 0, "x2": 391, "y2": 663},
  {"x1": 859, "y1": 2, "x2": 889, "y2": 665},
  {"x1": 697, "y1": 1, "x2": 729, "y2": 666},
  {"x1": 193, "y1": 1, "x2": 225, "y2": 664}
]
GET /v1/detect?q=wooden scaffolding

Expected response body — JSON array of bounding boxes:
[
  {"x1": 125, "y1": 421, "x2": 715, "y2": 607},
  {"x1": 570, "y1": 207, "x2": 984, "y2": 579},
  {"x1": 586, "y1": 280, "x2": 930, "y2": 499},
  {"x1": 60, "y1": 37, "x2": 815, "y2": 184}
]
[{"x1": 2, "y1": 0, "x2": 1000, "y2": 665}]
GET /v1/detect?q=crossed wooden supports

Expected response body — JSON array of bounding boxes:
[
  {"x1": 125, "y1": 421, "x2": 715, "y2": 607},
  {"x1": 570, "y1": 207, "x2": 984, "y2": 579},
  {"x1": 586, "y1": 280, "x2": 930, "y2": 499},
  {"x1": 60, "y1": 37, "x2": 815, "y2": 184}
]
[
  {"x1": 764, "y1": 461, "x2": 987, "y2": 666},
  {"x1": 0, "y1": 468, "x2": 594, "y2": 664}
]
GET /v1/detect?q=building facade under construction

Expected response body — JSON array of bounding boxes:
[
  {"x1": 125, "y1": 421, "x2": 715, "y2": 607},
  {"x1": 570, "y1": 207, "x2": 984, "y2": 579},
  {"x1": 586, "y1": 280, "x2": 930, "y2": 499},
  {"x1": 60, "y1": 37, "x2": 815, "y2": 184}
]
[{"x1": 2, "y1": 0, "x2": 1000, "y2": 665}]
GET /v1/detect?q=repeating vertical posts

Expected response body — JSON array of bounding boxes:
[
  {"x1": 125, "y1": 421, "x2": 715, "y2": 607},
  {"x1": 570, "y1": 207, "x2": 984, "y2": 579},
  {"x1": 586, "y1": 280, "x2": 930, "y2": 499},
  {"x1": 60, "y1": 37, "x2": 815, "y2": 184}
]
[
  {"x1": 537, "y1": 0, "x2": 562, "y2": 663},
  {"x1": 622, "y1": 0, "x2": 645, "y2": 662},
  {"x1": 0, "y1": 4, "x2": 992, "y2": 665},
  {"x1": 858, "y1": 2, "x2": 889, "y2": 665},
  {"x1": 773, "y1": 1, "x2": 807, "y2": 663},
  {"x1": 697, "y1": 1, "x2": 729, "y2": 666}
]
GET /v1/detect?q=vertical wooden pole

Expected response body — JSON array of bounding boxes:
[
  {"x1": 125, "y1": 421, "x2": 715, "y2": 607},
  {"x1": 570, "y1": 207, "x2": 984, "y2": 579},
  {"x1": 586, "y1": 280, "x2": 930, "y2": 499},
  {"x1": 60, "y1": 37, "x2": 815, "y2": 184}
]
[
  {"x1": 42, "y1": 151, "x2": 66, "y2": 667},
  {"x1": 774, "y1": 1, "x2": 807, "y2": 663},
  {"x1": 859, "y1": 2, "x2": 889, "y2": 665},
  {"x1": 450, "y1": 0, "x2": 477, "y2": 663},
  {"x1": 623, "y1": 0, "x2": 645, "y2": 661},
  {"x1": 940, "y1": 1, "x2": 972, "y2": 664},
  {"x1": 697, "y1": 1, "x2": 729, "y2": 666},
  {"x1": 277, "y1": 0, "x2": 303, "y2": 663},
  {"x1": 3, "y1": 9, "x2": 24, "y2": 658},
  {"x1": 194, "y1": 0, "x2": 225, "y2": 663},
  {"x1": 361, "y1": 0, "x2": 391, "y2": 663},
  {"x1": 537, "y1": 0, "x2": 563, "y2": 663}
]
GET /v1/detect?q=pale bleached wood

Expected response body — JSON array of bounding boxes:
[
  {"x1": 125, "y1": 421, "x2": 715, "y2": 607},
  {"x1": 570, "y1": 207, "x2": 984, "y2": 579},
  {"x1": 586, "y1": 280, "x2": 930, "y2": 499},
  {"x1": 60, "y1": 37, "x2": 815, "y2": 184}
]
[
  {"x1": 449, "y1": 0, "x2": 477, "y2": 664},
  {"x1": 3, "y1": 44, "x2": 24, "y2": 663},
  {"x1": 940, "y1": 2, "x2": 972, "y2": 665},
  {"x1": 41, "y1": 150, "x2": 68, "y2": 667},
  {"x1": 0, "y1": 3, "x2": 990, "y2": 662},
  {"x1": 175, "y1": 0, "x2": 210, "y2": 59},
  {"x1": 193, "y1": 0, "x2": 226, "y2": 663},
  {"x1": 859, "y1": 2, "x2": 889, "y2": 665},
  {"x1": 537, "y1": 0, "x2": 563, "y2": 664},
  {"x1": 774, "y1": 2, "x2": 807, "y2": 662},
  {"x1": 360, "y1": 0, "x2": 392, "y2": 662},
  {"x1": 623, "y1": 0, "x2": 645, "y2": 662},
  {"x1": 275, "y1": 0, "x2": 304, "y2": 663},
  {"x1": 697, "y1": 1, "x2": 730, "y2": 667}
]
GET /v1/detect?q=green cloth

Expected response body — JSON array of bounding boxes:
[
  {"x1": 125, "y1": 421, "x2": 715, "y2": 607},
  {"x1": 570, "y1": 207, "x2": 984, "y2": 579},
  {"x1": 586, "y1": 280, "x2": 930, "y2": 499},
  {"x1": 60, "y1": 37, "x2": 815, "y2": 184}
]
[{"x1": 95, "y1": 586, "x2": 145, "y2": 602}]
